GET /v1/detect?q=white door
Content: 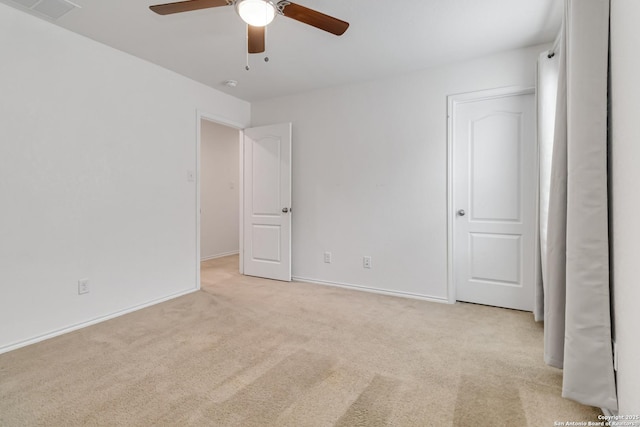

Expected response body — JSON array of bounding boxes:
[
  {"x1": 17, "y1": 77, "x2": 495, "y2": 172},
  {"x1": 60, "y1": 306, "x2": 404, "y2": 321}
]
[
  {"x1": 243, "y1": 123, "x2": 292, "y2": 281},
  {"x1": 451, "y1": 90, "x2": 536, "y2": 311}
]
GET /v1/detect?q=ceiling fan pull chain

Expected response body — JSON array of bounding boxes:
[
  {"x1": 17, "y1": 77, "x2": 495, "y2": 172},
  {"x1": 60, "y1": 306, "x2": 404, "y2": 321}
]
[
  {"x1": 263, "y1": 25, "x2": 268, "y2": 63},
  {"x1": 245, "y1": 25, "x2": 250, "y2": 70}
]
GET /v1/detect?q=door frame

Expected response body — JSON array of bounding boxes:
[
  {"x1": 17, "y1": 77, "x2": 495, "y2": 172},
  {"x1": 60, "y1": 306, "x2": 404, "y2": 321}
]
[
  {"x1": 196, "y1": 110, "x2": 246, "y2": 290},
  {"x1": 446, "y1": 86, "x2": 540, "y2": 305}
]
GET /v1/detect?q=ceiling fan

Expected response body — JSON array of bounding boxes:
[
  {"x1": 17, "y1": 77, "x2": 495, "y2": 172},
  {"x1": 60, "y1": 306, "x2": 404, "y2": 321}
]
[{"x1": 149, "y1": 0, "x2": 349, "y2": 54}]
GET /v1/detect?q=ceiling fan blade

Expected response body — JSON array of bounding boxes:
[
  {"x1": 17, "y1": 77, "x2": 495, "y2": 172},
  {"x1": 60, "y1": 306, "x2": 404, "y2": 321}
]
[
  {"x1": 149, "y1": 0, "x2": 230, "y2": 15},
  {"x1": 279, "y1": 2, "x2": 349, "y2": 36},
  {"x1": 248, "y1": 25, "x2": 266, "y2": 54}
]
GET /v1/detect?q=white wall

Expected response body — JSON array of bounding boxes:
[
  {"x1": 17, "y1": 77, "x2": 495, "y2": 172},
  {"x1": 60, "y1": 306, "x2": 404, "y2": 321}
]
[
  {"x1": 200, "y1": 120, "x2": 240, "y2": 260},
  {"x1": 610, "y1": 0, "x2": 640, "y2": 414},
  {"x1": 0, "y1": 3, "x2": 250, "y2": 352},
  {"x1": 251, "y1": 44, "x2": 547, "y2": 301}
]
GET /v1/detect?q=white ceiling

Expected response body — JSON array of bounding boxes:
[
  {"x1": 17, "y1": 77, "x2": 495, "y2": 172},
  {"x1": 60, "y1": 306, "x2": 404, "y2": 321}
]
[{"x1": 4, "y1": 0, "x2": 562, "y2": 101}]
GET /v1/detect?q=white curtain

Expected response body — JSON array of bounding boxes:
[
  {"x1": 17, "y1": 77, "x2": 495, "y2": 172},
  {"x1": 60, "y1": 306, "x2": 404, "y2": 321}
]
[
  {"x1": 536, "y1": 37, "x2": 560, "y2": 323},
  {"x1": 537, "y1": 0, "x2": 618, "y2": 410}
]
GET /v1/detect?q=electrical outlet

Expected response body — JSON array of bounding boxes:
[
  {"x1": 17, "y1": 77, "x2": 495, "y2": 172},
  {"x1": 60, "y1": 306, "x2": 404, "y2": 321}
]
[
  {"x1": 78, "y1": 278, "x2": 90, "y2": 295},
  {"x1": 363, "y1": 256, "x2": 372, "y2": 269},
  {"x1": 324, "y1": 252, "x2": 332, "y2": 263}
]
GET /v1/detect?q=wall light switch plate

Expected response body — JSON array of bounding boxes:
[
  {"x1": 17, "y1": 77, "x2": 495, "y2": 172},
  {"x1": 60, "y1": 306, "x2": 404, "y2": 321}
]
[
  {"x1": 324, "y1": 252, "x2": 332, "y2": 263},
  {"x1": 78, "y1": 278, "x2": 89, "y2": 295},
  {"x1": 187, "y1": 170, "x2": 195, "y2": 182}
]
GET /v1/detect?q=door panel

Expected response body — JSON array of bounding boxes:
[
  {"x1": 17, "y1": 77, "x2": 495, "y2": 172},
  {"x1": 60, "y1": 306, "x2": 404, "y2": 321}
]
[
  {"x1": 453, "y1": 92, "x2": 535, "y2": 310},
  {"x1": 469, "y1": 233, "x2": 521, "y2": 285},
  {"x1": 243, "y1": 123, "x2": 292, "y2": 281},
  {"x1": 251, "y1": 225, "x2": 281, "y2": 262},
  {"x1": 470, "y1": 113, "x2": 522, "y2": 222},
  {"x1": 252, "y1": 137, "x2": 282, "y2": 215}
]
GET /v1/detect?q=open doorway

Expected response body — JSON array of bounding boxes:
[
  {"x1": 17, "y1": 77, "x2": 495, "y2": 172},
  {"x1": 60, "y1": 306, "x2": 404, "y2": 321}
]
[{"x1": 198, "y1": 116, "x2": 242, "y2": 288}]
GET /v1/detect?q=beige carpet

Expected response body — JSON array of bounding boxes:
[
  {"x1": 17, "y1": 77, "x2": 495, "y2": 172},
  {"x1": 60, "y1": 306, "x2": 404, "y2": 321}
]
[{"x1": 0, "y1": 255, "x2": 601, "y2": 426}]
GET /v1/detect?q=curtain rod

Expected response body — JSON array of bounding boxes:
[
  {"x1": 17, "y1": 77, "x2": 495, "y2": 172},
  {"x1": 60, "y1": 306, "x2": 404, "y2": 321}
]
[{"x1": 548, "y1": 26, "x2": 563, "y2": 59}]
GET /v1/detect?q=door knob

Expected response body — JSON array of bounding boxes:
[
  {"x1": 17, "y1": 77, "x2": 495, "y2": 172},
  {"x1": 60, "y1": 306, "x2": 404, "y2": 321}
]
[
  {"x1": 282, "y1": 207, "x2": 289, "y2": 213},
  {"x1": 457, "y1": 209, "x2": 466, "y2": 217}
]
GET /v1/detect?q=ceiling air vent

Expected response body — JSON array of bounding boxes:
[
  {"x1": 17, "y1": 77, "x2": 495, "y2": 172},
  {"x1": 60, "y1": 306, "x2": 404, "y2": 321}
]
[
  {"x1": 12, "y1": 0, "x2": 40, "y2": 7},
  {"x1": 11, "y1": 0, "x2": 79, "y2": 20}
]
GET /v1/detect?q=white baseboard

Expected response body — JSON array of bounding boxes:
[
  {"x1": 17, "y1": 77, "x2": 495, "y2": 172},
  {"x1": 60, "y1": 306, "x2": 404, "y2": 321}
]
[
  {"x1": 0, "y1": 287, "x2": 199, "y2": 355},
  {"x1": 201, "y1": 250, "x2": 239, "y2": 262},
  {"x1": 292, "y1": 276, "x2": 450, "y2": 304},
  {"x1": 601, "y1": 407, "x2": 618, "y2": 417}
]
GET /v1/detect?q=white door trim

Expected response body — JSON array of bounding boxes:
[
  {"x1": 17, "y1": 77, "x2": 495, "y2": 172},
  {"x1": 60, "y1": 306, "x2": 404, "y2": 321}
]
[
  {"x1": 238, "y1": 129, "x2": 245, "y2": 275},
  {"x1": 446, "y1": 86, "x2": 539, "y2": 305},
  {"x1": 195, "y1": 110, "x2": 245, "y2": 289}
]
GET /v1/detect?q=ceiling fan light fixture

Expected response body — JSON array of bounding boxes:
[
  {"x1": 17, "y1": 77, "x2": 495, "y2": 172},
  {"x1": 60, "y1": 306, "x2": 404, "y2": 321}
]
[{"x1": 235, "y1": 0, "x2": 276, "y2": 27}]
